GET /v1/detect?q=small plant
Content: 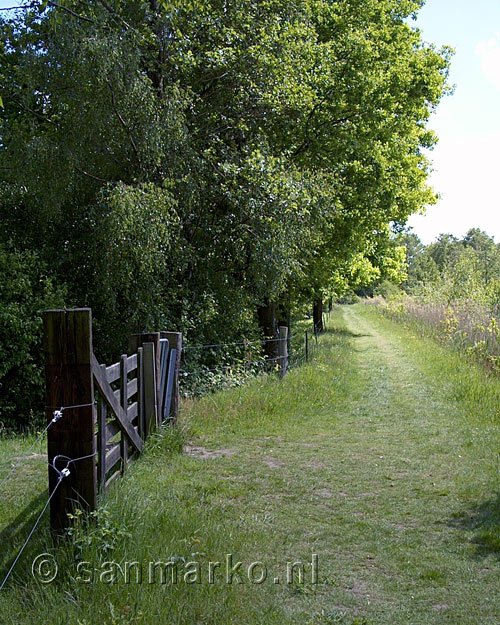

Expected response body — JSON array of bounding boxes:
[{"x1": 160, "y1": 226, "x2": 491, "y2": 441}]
[{"x1": 65, "y1": 507, "x2": 131, "y2": 562}]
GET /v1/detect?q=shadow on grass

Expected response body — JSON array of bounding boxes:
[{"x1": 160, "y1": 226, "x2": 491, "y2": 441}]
[
  {"x1": 0, "y1": 489, "x2": 49, "y2": 581},
  {"x1": 447, "y1": 492, "x2": 500, "y2": 559}
]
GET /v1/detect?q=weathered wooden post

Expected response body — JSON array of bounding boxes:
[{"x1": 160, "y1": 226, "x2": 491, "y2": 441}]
[
  {"x1": 97, "y1": 363, "x2": 107, "y2": 490},
  {"x1": 278, "y1": 326, "x2": 288, "y2": 378},
  {"x1": 119, "y1": 353, "x2": 128, "y2": 474},
  {"x1": 142, "y1": 343, "x2": 157, "y2": 436},
  {"x1": 137, "y1": 346, "x2": 145, "y2": 439},
  {"x1": 43, "y1": 308, "x2": 97, "y2": 532},
  {"x1": 130, "y1": 333, "x2": 161, "y2": 430},
  {"x1": 161, "y1": 332, "x2": 182, "y2": 422}
]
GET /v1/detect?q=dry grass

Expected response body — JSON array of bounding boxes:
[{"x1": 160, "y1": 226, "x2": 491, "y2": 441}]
[{"x1": 369, "y1": 295, "x2": 500, "y2": 370}]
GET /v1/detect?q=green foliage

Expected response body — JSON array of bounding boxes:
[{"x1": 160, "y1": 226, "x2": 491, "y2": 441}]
[
  {"x1": 65, "y1": 507, "x2": 132, "y2": 562},
  {"x1": 396, "y1": 228, "x2": 500, "y2": 305},
  {"x1": 88, "y1": 182, "x2": 181, "y2": 356},
  {"x1": 373, "y1": 279, "x2": 402, "y2": 300},
  {"x1": 0, "y1": 0, "x2": 451, "y2": 427},
  {"x1": 0, "y1": 242, "x2": 66, "y2": 430}
]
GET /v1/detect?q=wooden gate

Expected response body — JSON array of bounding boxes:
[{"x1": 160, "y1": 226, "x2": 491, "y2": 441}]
[{"x1": 43, "y1": 308, "x2": 181, "y2": 531}]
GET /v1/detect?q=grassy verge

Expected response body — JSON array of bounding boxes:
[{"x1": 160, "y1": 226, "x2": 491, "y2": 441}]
[
  {"x1": 369, "y1": 294, "x2": 500, "y2": 372},
  {"x1": 2, "y1": 305, "x2": 500, "y2": 624}
]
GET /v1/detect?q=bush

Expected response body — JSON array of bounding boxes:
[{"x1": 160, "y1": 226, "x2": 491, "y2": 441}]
[
  {"x1": 336, "y1": 290, "x2": 359, "y2": 305},
  {"x1": 0, "y1": 243, "x2": 66, "y2": 431},
  {"x1": 373, "y1": 280, "x2": 402, "y2": 300}
]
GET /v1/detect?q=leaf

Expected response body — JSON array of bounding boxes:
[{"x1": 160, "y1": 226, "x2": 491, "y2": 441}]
[{"x1": 0, "y1": 96, "x2": 3, "y2": 109}]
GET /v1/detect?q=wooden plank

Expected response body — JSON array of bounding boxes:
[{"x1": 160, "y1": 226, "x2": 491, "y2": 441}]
[
  {"x1": 142, "y1": 342, "x2": 157, "y2": 436},
  {"x1": 159, "y1": 339, "x2": 169, "y2": 417},
  {"x1": 106, "y1": 362, "x2": 120, "y2": 383},
  {"x1": 137, "y1": 347, "x2": 145, "y2": 440},
  {"x1": 120, "y1": 354, "x2": 128, "y2": 474},
  {"x1": 105, "y1": 443, "x2": 121, "y2": 473},
  {"x1": 160, "y1": 332, "x2": 182, "y2": 422},
  {"x1": 43, "y1": 308, "x2": 97, "y2": 532},
  {"x1": 128, "y1": 401, "x2": 138, "y2": 422},
  {"x1": 127, "y1": 353, "x2": 137, "y2": 372},
  {"x1": 163, "y1": 348, "x2": 177, "y2": 421},
  {"x1": 91, "y1": 353, "x2": 143, "y2": 452},
  {"x1": 105, "y1": 420, "x2": 120, "y2": 442},
  {"x1": 98, "y1": 373, "x2": 107, "y2": 492},
  {"x1": 130, "y1": 333, "x2": 161, "y2": 422},
  {"x1": 127, "y1": 378, "x2": 138, "y2": 398}
]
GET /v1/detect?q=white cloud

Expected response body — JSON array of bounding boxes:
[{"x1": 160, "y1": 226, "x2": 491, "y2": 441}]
[{"x1": 475, "y1": 35, "x2": 500, "y2": 90}]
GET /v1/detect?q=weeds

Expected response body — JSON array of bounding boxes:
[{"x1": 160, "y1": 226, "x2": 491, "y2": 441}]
[{"x1": 368, "y1": 295, "x2": 500, "y2": 372}]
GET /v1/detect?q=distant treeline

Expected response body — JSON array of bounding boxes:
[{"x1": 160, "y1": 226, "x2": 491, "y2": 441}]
[
  {"x1": 372, "y1": 228, "x2": 500, "y2": 372},
  {"x1": 390, "y1": 228, "x2": 500, "y2": 303}
]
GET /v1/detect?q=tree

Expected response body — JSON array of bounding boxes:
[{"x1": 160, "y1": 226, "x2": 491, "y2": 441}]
[{"x1": 0, "y1": 0, "x2": 451, "y2": 425}]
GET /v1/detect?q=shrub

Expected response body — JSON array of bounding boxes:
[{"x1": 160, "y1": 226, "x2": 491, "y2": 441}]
[{"x1": 0, "y1": 242, "x2": 66, "y2": 431}]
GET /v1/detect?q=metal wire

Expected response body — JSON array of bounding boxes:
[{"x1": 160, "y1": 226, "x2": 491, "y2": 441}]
[
  {"x1": 46, "y1": 402, "x2": 96, "y2": 411},
  {"x1": 180, "y1": 355, "x2": 288, "y2": 377},
  {"x1": 0, "y1": 402, "x2": 95, "y2": 491},
  {"x1": 0, "y1": 475, "x2": 65, "y2": 590},
  {"x1": 183, "y1": 337, "x2": 285, "y2": 352},
  {"x1": 0, "y1": 450, "x2": 98, "y2": 590}
]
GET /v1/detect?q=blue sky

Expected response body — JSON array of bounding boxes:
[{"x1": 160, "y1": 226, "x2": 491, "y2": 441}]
[
  {"x1": 1, "y1": 0, "x2": 498, "y2": 244},
  {"x1": 407, "y1": 0, "x2": 500, "y2": 243}
]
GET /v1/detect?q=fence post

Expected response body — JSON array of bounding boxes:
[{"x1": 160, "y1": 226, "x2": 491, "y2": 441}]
[
  {"x1": 278, "y1": 326, "x2": 288, "y2": 378},
  {"x1": 130, "y1": 332, "x2": 161, "y2": 426},
  {"x1": 305, "y1": 330, "x2": 309, "y2": 363},
  {"x1": 137, "y1": 346, "x2": 144, "y2": 439},
  {"x1": 161, "y1": 332, "x2": 182, "y2": 422},
  {"x1": 142, "y1": 343, "x2": 157, "y2": 437},
  {"x1": 43, "y1": 308, "x2": 97, "y2": 532},
  {"x1": 120, "y1": 354, "x2": 128, "y2": 474},
  {"x1": 97, "y1": 364, "x2": 107, "y2": 491}
]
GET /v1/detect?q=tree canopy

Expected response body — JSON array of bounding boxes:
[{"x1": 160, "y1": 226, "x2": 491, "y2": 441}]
[{"x1": 0, "y1": 0, "x2": 450, "y2": 427}]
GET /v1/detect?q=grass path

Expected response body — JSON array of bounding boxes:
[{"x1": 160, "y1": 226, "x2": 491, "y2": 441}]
[{"x1": 2, "y1": 304, "x2": 500, "y2": 624}]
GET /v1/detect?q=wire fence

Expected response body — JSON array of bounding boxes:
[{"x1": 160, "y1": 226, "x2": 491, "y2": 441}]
[
  {"x1": 179, "y1": 312, "x2": 331, "y2": 395},
  {"x1": 0, "y1": 310, "x2": 332, "y2": 589},
  {"x1": 0, "y1": 403, "x2": 99, "y2": 591}
]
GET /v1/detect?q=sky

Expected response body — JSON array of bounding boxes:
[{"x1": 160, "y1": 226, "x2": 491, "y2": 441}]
[
  {"x1": 406, "y1": 0, "x2": 500, "y2": 243},
  {"x1": 0, "y1": 0, "x2": 498, "y2": 245}
]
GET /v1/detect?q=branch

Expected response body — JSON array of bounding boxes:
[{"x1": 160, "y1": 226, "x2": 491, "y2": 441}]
[
  {"x1": 96, "y1": 0, "x2": 135, "y2": 31},
  {"x1": 47, "y1": 1, "x2": 94, "y2": 23},
  {"x1": 75, "y1": 166, "x2": 107, "y2": 182},
  {"x1": 106, "y1": 79, "x2": 141, "y2": 166}
]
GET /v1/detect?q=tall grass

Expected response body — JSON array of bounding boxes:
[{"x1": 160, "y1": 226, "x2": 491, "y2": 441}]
[{"x1": 369, "y1": 295, "x2": 500, "y2": 371}]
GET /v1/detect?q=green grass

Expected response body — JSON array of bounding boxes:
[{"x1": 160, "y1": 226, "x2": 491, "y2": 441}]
[{"x1": 2, "y1": 304, "x2": 500, "y2": 623}]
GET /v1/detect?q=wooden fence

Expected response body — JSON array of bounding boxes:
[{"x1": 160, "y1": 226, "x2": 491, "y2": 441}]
[{"x1": 43, "y1": 308, "x2": 181, "y2": 531}]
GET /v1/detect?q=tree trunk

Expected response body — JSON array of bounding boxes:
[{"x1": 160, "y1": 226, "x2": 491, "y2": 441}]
[
  {"x1": 257, "y1": 299, "x2": 277, "y2": 359},
  {"x1": 313, "y1": 298, "x2": 323, "y2": 334}
]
